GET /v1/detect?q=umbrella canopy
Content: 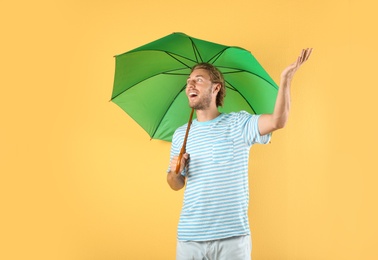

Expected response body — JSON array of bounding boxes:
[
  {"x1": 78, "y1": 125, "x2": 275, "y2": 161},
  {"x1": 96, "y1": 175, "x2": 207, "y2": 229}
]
[{"x1": 111, "y1": 32, "x2": 278, "y2": 142}]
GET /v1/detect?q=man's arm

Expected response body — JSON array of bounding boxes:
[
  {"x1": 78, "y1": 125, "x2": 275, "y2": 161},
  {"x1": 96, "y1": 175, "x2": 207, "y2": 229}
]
[
  {"x1": 258, "y1": 48, "x2": 312, "y2": 136},
  {"x1": 167, "y1": 153, "x2": 189, "y2": 191}
]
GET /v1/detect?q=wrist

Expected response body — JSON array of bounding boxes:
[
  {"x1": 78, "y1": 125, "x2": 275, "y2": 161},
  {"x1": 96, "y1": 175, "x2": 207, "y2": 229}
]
[{"x1": 280, "y1": 77, "x2": 292, "y2": 87}]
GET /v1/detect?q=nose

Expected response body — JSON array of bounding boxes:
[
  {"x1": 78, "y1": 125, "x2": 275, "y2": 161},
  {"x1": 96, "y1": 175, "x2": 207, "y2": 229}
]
[
  {"x1": 187, "y1": 79, "x2": 196, "y2": 87},
  {"x1": 186, "y1": 81, "x2": 196, "y2": 91}
]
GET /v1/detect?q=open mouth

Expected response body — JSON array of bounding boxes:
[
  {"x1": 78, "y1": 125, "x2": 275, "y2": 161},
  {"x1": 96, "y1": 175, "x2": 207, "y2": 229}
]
[{"x1": 189, "y1": 92, "x2": 198, "y2": 98}]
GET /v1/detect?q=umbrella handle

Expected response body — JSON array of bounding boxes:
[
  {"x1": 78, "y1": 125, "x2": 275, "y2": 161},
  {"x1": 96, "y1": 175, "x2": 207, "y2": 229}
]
[
  {"x1": 175, "y1": 108, "x2": 194, "y2": 174},
  {"x1": 175, "y1": 147, "x2": 185, "y2": 175}
]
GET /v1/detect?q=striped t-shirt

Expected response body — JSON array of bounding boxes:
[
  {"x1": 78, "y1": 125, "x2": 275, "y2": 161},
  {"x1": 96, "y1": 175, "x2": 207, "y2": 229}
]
[{"x1": 168, "y1": 111, "x2": 271, "y2": 241}]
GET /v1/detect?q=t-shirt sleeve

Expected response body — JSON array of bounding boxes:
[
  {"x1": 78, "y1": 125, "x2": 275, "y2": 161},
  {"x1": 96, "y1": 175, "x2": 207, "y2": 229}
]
[{"x1": 237, "y1": 111, "x2": 272, "y2": 146}]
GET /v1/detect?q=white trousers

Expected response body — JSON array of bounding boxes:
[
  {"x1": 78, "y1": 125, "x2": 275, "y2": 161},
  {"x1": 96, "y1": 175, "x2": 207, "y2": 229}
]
[{"x1": 176, "y1": 235, "x2": 251, "y2": 260}]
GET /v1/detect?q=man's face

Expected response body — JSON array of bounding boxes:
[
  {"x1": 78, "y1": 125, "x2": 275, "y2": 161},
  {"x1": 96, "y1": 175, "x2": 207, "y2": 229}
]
[{"x1": 186, "y1": 69, "x2": 215, "y2": 110}]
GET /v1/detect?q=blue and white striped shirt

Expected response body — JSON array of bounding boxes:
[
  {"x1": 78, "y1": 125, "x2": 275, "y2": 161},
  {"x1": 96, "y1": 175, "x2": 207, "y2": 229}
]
[{"x1": 168, "y1": 111, "x2": 271, "y2": 241}]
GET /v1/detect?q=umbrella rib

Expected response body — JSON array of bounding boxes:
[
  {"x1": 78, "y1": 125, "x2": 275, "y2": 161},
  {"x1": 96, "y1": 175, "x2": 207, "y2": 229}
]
[
  {"x1": 165, "y1": 52, "x2": 193, "y2": 68},
  {"x1": 220, "y1": 69, "x2": 279, "y2": 90},
  {"x1": 150, "y1": 83, "x2": 188, "y2": 139},
  {"x1": 205, "y1": 48, "x2": 279, "y2": 92},
  {"x1": 208, "y1": 47, "x2": 229, "y2": 64},
  {"x1": 111, "y1": 66, "x2": 190, "y2": 101},
  {"x1": 190, "y1": 38, "x2": 203, "y2": 63},
  {"x1": 205, "y1": 46, "x2": 278, "y2": 90},
  {"x1": 225, "y1": 79, "x2": 257, "y2": 114}
]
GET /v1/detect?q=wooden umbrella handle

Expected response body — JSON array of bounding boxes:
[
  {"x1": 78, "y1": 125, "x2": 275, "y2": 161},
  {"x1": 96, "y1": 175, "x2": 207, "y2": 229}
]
[{"x1": 175, "y1": 108, "x2": 194, "y2": 174}]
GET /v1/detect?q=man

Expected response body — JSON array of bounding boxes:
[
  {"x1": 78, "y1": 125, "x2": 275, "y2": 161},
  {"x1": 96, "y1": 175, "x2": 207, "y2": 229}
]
[{"x1": 167, "y1": 49, "x2": 312, "y2": 259}]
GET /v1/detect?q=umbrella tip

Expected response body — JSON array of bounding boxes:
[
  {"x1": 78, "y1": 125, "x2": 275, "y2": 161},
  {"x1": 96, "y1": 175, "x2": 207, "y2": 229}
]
[{"x1": 173, "y1": 32, "x2": 186, "y2": 36}]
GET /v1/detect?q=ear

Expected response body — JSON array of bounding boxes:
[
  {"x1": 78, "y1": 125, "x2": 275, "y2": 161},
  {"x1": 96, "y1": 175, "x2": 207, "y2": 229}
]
[{"x1": 212, "y1": 83, "x2": 221, "y2": 94}]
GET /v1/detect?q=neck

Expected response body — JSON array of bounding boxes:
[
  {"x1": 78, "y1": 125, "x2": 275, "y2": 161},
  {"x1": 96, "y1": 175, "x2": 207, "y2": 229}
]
[{"x1": 195, "y1": 106, "x2": 220, "y2": 122}]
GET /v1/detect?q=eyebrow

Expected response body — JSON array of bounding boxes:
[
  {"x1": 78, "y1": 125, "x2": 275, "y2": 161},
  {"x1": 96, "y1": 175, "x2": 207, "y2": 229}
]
[{"x1": 187, "y1": 75, "x2": 205, "y2": 80}]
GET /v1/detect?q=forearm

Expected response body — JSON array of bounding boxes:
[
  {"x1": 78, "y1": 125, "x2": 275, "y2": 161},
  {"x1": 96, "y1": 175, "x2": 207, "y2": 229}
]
[
  {"x1": 258, "y1": 78, "x2": 292, "y2": 135},
  {"x1": 272, "y1": 78, "x2": 292, "y2": 129},
  {"x1": 167, "y1": 171, "x2": 186, "y2": 191}
]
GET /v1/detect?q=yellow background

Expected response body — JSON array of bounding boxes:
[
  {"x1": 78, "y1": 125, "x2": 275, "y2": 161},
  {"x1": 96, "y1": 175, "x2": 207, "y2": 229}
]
[{"x1": 1, "y1": 0, "x2": 377, "y2": 259}]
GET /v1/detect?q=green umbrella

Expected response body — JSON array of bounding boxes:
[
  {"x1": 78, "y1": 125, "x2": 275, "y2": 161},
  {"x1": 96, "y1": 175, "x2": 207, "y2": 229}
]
[{"x1": 111, "y1": 32, "x2": 278, "y2": 142}]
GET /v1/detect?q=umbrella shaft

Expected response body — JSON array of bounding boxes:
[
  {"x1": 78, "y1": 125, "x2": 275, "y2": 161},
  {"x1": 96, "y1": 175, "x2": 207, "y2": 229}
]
[{"x1": 175, "y1": 108, "x2": 194, "y2": 174}]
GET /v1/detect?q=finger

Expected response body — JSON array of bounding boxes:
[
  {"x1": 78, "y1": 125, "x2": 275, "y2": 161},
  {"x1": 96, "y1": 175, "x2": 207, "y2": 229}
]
[
  {"x1": 175, "y1": 160, "x2": 181, "y2": 174},
  {"x1": 299, "y1": 49, "x2": 306, "y2": 64},
  {"x1": 298, "y1": 48, "x2": 312, "y2": 66},
  {"x1": 301, "y1": 49, "x2": 307, "y2": 59},
  {"x1": 302, "y1": 48, "x2": 312, "y2": 62},
  {"x1": 171, "y1": 156, "x2": 178, "y2": 163},
  {"x1": 295, "y1": 56, "x2": 301, "y2": 69},
  {"x1": 305, "y1": 48, "x2": 313, "y2": 61},
  {"x1": 182, "y1": 154, "x2": 190, "y2": 168}
]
